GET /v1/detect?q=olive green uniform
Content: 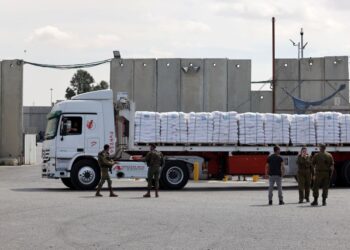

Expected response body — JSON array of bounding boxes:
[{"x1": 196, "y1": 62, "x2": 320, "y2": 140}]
[
  {"x1": 312, "y1": 152, "x2": 334, "y2": 200},
  {"x1": 144, "y1": 150, "x2": 164, "y2": 189},
  {"x1": 297, "y1": 155, "x2": 312, "y2": 201},
  {"x1": 96, "y1": 150, "x2": 114, "y2": 190}
]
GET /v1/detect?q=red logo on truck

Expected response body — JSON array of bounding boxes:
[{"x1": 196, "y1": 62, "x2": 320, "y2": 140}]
[{"x1": 86, "y1": 120, "x2": 95, "y2": 130}]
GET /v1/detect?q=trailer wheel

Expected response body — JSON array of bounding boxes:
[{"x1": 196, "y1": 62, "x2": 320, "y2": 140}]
[
  {"x1": 61, "y1": 178, "x2": 75, "y2": 189},
  {"x1": 160, "y1": 161, "x2": 189, "y2": 190},
  {"x1": 341, "y1": 161, "x2": 350, "y2": 186},
  {"x1": 71, "y1": 159, "x2": 100, "y2": 190}
]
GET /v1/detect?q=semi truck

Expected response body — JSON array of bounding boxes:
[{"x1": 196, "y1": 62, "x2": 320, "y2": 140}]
[{"x1": 42, "y1": 90, "x2": 350, "y2": 190}]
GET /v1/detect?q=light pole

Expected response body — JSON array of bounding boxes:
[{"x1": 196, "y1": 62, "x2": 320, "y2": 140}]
[
  {"x1": 289, "y1": 39, "x2": 300, "y2": 59},
  {"x1": 50, "y1": 88, "x2": 53, "y2": 106}
]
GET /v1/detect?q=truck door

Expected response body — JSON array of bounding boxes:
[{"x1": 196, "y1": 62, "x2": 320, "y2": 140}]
[
  {"x1": 84, "y1": 114, "x2": 101, "y2": 155},
  {"x1": 57, "y1": 115, "x2": 85, "y2": 162}
]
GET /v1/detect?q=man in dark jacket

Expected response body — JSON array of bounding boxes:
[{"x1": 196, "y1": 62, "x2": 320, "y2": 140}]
[{"x1": 265, "y1": 146, "x2": 285, "y2": 205}]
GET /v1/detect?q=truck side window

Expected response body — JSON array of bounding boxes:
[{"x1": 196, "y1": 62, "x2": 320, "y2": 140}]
[{"x1": 61, "y1": 117, "x2": 82, "y2": 135}]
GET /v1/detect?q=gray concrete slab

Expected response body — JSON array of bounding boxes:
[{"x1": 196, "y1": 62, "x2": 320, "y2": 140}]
[
  {"x1": 110, "y1": 58, "x2": 134, "y2": 101},
  {"x1": 204, "y1": 59, "x2": 228, "y2": 112},
  {"x1": 156, "y1": 59, "x2": 181, "y2": 112},
  {"x1": 324, "y1": 56, "x2": 349, "y2": 107},
  {"x1": 275, "y1": 81, "x2": 299, "y2": 113},
  {"x1": 251, "y1": 90, "x2": 273, "y2": 113},
  {"x1": 133, "y1": 59, "x2": 156, "y2": 111},
  {"x1": 0, "y1": 60, "x2": 23, "y2": 159},
  {"x1": 180, "y1": 59, "x2": 204, "y2": 112},
  {"x1": 227, "y1": 60, "x2": 251, "y2": 112},
  {"x1": 1, "y1": 165, "x2": 349, "y2": 250},
  {"x1": 300, "y1": 57, "x2": 325, "y2": 81},
  {"x1": 0, "y1": 61, "x2": 2, "y2": 157},
  {"x1": 23, "y1": 106, "x2": 51, "y2": 134},
  {"x1": 275, "y1": 59, "x2": 299, "y2": 81}
]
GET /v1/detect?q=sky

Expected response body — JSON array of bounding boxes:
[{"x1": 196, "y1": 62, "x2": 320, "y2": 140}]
[{"x1": 1, "y1": 0, "x2": 350, "y2": 106}]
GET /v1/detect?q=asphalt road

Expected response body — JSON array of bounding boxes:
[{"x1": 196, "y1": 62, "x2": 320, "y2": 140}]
[{"x1": 0, "y1": 166, "x2": 349, "y2": 250}]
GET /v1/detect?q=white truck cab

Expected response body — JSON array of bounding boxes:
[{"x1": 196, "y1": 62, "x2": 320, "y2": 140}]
[{"x1": 42, "y1": 90, "x2": 191, "y2": 190}]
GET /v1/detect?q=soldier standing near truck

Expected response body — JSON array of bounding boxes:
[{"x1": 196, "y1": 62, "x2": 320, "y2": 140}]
[
  {"x1": 311, "y1": 144, "x2": 334, "y2": 206},
  {"x1": 95, "y1": 144, "x2": 118, "y2": 197},
  {"x1": 143, "y1": 144, "x2": 164, "y2": 198},
  {"x1": 297, "y1": 147, "x2": 312, "y2": 203}
]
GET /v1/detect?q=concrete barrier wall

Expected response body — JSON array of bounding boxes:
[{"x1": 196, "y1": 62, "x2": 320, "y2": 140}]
[
  {"x1": 157, "y1": 59, "x2": 181, "y2": 112},
  {"x1": 0, "y1": 60, "x2": 23, "y2": 160},
  {"x1": 23, "y1": 106, "x2": 51, "y2": 134},
  {"x1": 275, "y1": 56, "x2": 349, "y2": 113},
  {"x1": 110, "y1": 58, "x2": 252, "y2": 112},
  {"x1": 227, "y1": 60, "x2": 251, "y2": 112}
]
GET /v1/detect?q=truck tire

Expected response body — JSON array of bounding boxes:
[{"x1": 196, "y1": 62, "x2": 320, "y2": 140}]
[
  {"x1": 341, "y1": 161, "x2": 350, "y2": 186},
  {"x1": 71, "y1": 159, "x2": 101, "y2": 190},
  {"x1": 160, "y1": 160, "x2": 189, "y2": 190},
  {"x1": 61, "y1": 178, "x2": 75, "y2": 189}
]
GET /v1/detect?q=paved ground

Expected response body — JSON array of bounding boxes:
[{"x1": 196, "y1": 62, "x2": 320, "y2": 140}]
[{"x1": 0, "y1": 166, "x2": 349, "y2": 250}]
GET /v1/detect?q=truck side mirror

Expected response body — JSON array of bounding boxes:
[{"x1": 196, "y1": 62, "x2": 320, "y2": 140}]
[
  {"x1": 61, "y1": 124, "x2": 68, "y2": 136},
  {"x1": 60, "y1": 122, "x2": 68, "y2": 140}
]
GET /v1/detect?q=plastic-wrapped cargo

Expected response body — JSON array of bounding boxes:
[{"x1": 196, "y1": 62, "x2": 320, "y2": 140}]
[
  {"x1": 160, "y1": 112, "x2": 188, "y2": 143},
  {"x1": 264, "y1": 114, "x2": 291, "y2": 145},
  {"x1": 290, "y1": 115, "x2": 316, "y2": 145},
  {"x1": 315, "y1": 112, "x2": 341, "y2": 144},
  {"x1": 238, "y1": 113, "x2": 265, "y2": 145},
  {"x1": 340, "y1": 114, "x2": 350, "y2": 144},
  {"x1": 212, "y1": 111, "x2": 238, "y2": 144},
  {"x1": 134, "y1": 111, "x2": 161, "y2": 143},
  {"x1": 188, "y1": 112, "x2": 213, "y2": 143}
]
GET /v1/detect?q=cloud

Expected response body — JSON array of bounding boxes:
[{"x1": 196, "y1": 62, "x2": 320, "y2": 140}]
[
  {"x1": 27, "y1": 25, "x2": 71, "y2": 42},
  {"x1": 27, "y1": 26, "x2": 122, "y2": 49},
  {"x1": 93, "y1": 34, "x2": 121, "y2": 48},
  {"x1": 184, "y1": 21, "x2": 211, "y2": 32}
]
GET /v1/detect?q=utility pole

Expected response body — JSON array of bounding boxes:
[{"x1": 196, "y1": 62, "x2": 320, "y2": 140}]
[
  {"x1": 290, "y1": 28, "x2": 308, "y2": 98},
  {"x1": 300, "y1": 28, "x2": 308, "y2": 58},
  {"x1": 272, "y1": 17, "x2": 276, "y2": 113},
  {"x1": 50, "y1": 88, "x2": 53, "y2": 106}
]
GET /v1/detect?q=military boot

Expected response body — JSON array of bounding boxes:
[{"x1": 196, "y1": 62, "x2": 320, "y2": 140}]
[
  {"x1": 298, "y1": 191, "x2": 304, "y2": 203},
  {"x1": 143, "y1": 190, "x2": 151, "y2": 198},
  {"x1": 109, "y1": 186, "x2": 118, "y2": 197},
  {"x1": 311, "y1": 198, "x2": 318, "y2": 206},
  {"x1": 95, "y1": 186, "x2": 103, "y2": 197},
  {"x1": 322, "y1": 198, "x2": 327, "y2": 206}
]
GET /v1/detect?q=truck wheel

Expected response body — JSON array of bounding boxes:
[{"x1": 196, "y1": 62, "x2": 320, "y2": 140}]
[
  {"x1": 160, "y1": 161, "x2": 189, "y2": 190},
  {"x1": 61, "y1": 178, "x2": 75, "y2": 189},
  {"x1": 71, "y1": 159, "x2": 100, "y2": 190}
]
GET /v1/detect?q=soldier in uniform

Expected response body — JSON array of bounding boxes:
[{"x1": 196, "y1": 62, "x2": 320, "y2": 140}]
[
  {"x1": 143, "y1": 144, "x2": 164, "y2": 198},
  {"x1": 95, "y1": 144, "x2": 118, "y2": 197},
  {"x1": 311, "y1": 144, "x2": 334, "y2": 206},
  {"x1": 296, "y1": 147, "x2": 312, "y2": 203}
]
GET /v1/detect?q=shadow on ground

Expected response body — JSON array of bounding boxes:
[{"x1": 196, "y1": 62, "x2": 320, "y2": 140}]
[{"x1": 11, "y1": 185, "x2": 302, "y2": 193}]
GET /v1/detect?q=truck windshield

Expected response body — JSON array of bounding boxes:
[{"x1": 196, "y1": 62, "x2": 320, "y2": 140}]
[{"x1": 45, "y1": 111, "x2": 61, "y2": 140}]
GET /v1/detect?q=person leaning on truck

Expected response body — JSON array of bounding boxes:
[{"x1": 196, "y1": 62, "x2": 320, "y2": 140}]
[
  {"x1": 265, "y1": 146, "x2": 285, "y2": 205},
  {"x1": 143, "y1": 144, "x2": 164, "y2": 198},
  {"x1": 95, "y1": 144, "x2": 118, "y2": 197},
  {"x1": 311, "y1": 144, "x2": 334, "y2": 206},
  {"x1": 296, "y1": 147, "x2": 312, "y2": 203}
]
